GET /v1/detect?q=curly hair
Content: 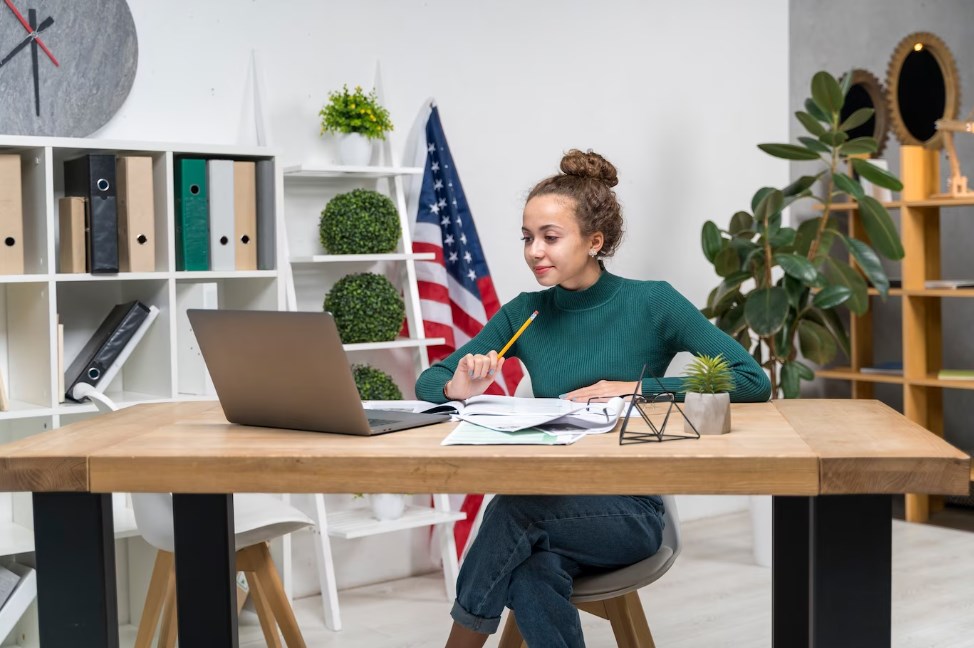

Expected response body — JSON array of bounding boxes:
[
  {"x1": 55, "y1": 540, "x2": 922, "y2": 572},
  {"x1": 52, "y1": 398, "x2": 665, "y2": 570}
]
[{"x1": 526, "y1": 149, "x2": 624, "y2": 258}]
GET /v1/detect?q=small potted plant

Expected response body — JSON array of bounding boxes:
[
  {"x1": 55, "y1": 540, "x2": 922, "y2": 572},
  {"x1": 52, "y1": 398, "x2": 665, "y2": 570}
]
[
  {"x1": 319, "y1": 189, "x2": 401, "y2": 255},
  {"x1": 682, "y1": 353, "x2": 736, "y2": 435},
  {"x1": 351, "y1": 365, "x2": 406, "y2": 519},
  {"x1": 319, "y1": 84, "x2": 394, "y2": 166},
  {"x1": 323, "y1": 273, "x2": 405, "y2": 344}
]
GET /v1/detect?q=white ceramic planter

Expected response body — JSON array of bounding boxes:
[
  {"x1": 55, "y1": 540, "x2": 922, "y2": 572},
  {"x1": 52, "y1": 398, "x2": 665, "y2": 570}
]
[
  {"x1": 338, "y1": 133, "x2": 373, "y2": 166},
  {"x1": 683, "y1": 392, "x2": 731, "y2": 435},
  {"x1": 369, "y1": 493, "x2": 406, "y2": 521}
]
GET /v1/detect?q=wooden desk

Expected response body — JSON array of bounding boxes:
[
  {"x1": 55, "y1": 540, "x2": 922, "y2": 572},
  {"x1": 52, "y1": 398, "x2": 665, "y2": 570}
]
[{"x1": 0, "y1": 399, "x2": 968, "y2": 648}]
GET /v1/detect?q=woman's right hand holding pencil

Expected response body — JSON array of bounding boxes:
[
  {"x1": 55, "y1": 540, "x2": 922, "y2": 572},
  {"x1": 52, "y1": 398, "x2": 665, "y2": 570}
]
[{"x1": 443, "y1": 351, "x2": 505, "y2": 401}]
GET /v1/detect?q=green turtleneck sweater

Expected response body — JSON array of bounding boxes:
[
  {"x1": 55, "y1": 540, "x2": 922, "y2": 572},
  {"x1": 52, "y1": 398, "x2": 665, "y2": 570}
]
[{"x1": 415, "y1": 272, "x2": 771, "y2": 403}]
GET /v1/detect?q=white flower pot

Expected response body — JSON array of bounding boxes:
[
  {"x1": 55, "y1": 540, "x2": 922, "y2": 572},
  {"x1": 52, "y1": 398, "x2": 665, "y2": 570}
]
[
  {"x1": 338, "y1": 133, "x2": 374, "y2": 166},
  {"x1": 369, "y1": 493, "x2": 406, "y2": 521},
  {"x1": 683, "y1": 392, "x2": 731, "y2": 435}
]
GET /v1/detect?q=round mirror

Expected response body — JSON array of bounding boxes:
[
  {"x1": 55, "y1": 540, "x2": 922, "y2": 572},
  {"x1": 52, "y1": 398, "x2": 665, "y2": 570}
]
[
  {"x1": 887, "y1": 32, "x2": 959, "y2": 149},
  {"x1": 840, "y1": 69, "x2": 889, "y2": 156}
]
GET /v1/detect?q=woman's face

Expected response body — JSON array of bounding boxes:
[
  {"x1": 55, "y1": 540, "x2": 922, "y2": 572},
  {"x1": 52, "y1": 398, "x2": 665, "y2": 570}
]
[{"x1": 522, "y1": 194, "x2": 602, "y2": 290}]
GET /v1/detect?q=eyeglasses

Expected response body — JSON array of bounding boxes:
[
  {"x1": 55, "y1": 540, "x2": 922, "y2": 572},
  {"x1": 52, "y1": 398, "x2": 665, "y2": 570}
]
[{"x1": 618, "y1": 364, "x2": 700, "y2": 444}]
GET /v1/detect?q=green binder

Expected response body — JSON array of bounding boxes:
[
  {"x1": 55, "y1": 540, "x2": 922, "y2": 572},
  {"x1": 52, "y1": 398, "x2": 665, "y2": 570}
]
[{"x1": 174, "y1": 158, "x2": 209, "y2": 271}]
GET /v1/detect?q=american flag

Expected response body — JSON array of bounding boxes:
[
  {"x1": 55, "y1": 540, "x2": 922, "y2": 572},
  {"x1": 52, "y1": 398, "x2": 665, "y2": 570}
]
[{"x1": 412, "y1": 105, "x2": 523, "y2": 558}]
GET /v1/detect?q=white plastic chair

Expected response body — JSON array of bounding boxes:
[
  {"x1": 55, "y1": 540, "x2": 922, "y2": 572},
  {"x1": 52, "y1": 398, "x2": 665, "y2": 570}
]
[{"x1": 499, "y1": 496, "x2": 681, "y2": 647}]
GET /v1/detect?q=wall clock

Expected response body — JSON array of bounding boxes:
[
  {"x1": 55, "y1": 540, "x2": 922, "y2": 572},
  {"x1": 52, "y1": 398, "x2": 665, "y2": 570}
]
[{"x1": 0, "y1": 0, "x2": 138, "y2": 137}]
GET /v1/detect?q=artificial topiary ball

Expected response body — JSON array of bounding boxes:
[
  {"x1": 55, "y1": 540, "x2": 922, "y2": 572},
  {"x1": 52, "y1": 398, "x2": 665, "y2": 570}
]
[
  {"x1": 324, "y1": 272, "x2": 405, "y2": 343},
  {"x1": 352, "y1": 364, "x2": 403, "y2": 400},
  {"x1": 319, "y1": 189, "x2": 401, "y2": 254}
]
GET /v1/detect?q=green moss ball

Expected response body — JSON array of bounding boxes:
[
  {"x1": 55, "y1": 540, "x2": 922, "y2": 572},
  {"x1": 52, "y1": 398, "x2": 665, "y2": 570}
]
[
  {"x1": 323, "y1": 272, "x2": 405, "y2": 343},
  {"x1": 319, "y1": 189, "x2": 401, "y2": 254},
  {"x1": 352, "y1": 364, "x2": 403, "y2": 400}
]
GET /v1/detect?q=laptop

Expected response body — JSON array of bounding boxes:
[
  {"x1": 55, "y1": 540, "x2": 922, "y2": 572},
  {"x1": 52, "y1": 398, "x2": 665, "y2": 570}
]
[{"x1": 187, "y1": 309, "x2": 450, "y2": 435}]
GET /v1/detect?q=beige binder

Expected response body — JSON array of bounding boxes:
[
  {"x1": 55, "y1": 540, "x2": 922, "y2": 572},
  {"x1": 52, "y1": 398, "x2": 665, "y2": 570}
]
[
  {"x1": 58, "y1": 197, "x2": 87, "y2": 273},
  {"x1": 116, "y1": 156, "x2": 156, "y2": 272},
  {"x1": 0, "y1": 155, "x2": 24, "y2": 275},
  {"x1": 233, "y1": 161, "x2": 257, "y2": 270}
]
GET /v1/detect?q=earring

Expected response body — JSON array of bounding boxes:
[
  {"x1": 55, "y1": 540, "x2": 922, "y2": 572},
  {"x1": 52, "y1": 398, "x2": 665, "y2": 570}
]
[{"x1": 588, "y1": 249, "x2": 598, "y2": 257}]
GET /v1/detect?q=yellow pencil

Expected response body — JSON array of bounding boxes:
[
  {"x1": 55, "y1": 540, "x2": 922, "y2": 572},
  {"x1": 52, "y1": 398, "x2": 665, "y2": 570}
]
[{"x1": 498, "y1": 311, "x2": 538, "y2": 358}]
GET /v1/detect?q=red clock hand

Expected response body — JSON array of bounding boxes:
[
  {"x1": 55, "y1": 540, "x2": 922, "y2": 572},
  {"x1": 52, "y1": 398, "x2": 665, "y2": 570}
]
[{"x1": 3, "y1": 0, "x2": 58, "y2": 67}]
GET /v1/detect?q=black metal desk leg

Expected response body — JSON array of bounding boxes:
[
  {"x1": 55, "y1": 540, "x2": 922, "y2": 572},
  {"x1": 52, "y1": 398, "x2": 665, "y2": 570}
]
[
  {"x1": 32, "y1": 492, "x2": 119, "y2": 648},
  {"x1": 810, "y1": 495, "x2": 891, "y2": 648},
  {"x1": 172, "y1": 493, "x2": 238, "y2": 648},
  {"x1": 773, "y1": 495, "x2": 811, "y2": 648}
]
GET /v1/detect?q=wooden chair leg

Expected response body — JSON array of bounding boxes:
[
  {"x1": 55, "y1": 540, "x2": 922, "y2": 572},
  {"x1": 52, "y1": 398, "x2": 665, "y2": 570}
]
[
  {"x1": 498, "y1": 610, "x2": 527, "y2": 648},
  {"x1": 245, "y1": 570, "x2": 283, "y2": 648},
  {"x1": 239, "y1": 542, "x2": 306, "y2": 648},
  {"x1": 237, "y1": 578, "x2": 249, "y2": 614},
  {"x1": 157, "y1": 566, "x2": 178, "y2": 648},
  {"x1": 134, "y1": 551, "x2": 173, "y2": 648},
  {"x1": 603, "y1": 591, "x2": 655, "y2": 648}
]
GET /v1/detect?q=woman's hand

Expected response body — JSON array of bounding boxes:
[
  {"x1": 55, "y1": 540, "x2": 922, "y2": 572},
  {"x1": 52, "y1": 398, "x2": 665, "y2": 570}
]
[
  {"x1": 443, "y1": 351, "x2": 506, "y2": 401},
  {"x1": 561, "y1": 380, "x2": 639, "y2": 403}
]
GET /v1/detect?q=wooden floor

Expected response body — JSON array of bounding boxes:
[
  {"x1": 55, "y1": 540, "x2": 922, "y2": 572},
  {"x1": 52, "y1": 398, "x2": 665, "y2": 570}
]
[{"x1": 118, "y1": 508, "x2": 974, "y2": 648}]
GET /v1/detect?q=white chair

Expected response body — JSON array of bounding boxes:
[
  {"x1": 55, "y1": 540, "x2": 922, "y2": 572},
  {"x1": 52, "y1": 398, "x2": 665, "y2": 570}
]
[
  {"x1": 498, "y1": 495, "x2": 682, "y2": 648},
  {"x1": 132, "y1": 492, "x2": 313, "y2": 648}
]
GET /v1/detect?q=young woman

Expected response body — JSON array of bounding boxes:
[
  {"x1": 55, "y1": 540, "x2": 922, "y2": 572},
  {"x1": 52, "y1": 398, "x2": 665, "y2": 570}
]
[{"x1": 415, "y1": 149, "x2": 771, "y2": 648}]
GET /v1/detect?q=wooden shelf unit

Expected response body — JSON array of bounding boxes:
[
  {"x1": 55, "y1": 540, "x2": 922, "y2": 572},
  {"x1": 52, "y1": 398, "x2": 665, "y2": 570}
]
[{"x1": 816, "y1": 145, "x2": 974, "y2": 522}]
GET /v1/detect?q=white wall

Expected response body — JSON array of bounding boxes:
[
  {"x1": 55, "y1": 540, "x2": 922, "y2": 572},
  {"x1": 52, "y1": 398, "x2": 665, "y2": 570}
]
[{"x1": 94, "y1": 0, "x2": 789, "y2": 592}]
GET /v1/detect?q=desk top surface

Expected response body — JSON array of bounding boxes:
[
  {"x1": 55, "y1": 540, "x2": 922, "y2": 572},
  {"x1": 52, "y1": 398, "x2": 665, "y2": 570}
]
[{"x1": 0, "y1": 399, "x2": 968, "y2": 496}]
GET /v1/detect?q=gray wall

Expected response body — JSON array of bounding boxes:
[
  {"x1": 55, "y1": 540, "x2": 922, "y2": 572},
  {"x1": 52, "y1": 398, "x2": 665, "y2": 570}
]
[{"x1": 790, "y1": 0, "x2": 974, "y2": 455}]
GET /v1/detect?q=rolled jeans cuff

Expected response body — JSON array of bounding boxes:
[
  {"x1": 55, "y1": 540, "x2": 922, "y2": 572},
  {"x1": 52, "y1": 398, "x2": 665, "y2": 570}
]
[{"x1": 450, "y1": 599, "x2": 501, "y2": 634}]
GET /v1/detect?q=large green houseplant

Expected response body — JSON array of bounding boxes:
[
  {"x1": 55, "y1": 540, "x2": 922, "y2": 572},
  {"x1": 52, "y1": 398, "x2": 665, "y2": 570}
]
[{"x1": 701, "y1": 70, "x2": 905, "y2": 398}]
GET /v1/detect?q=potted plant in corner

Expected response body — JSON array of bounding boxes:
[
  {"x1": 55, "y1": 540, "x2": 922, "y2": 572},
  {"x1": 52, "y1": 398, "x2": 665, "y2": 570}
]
[
  {"x1": 682, "y1": 353, "x2": 735, "y2": 435},
  {"x1": 700, "y1": 70, "x2": 904, "y2": 399},
  {"x1": 319, "y1": 84, "x2": 394, "y2": 166}
]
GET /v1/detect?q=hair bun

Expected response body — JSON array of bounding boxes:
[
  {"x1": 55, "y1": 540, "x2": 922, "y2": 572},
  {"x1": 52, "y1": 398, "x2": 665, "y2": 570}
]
[{"x1": 559, "y1": 149, "x2": 618, "y2": 188}]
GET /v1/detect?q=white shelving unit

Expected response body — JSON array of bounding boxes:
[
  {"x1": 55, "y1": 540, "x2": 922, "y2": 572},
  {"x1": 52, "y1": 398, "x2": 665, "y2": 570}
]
[
  {"x1": 281, "y1": 94, "x2": 461, "y2": 630},
  {"x1": 0, "y1": 133, "x2": 287, "y2": 638}
]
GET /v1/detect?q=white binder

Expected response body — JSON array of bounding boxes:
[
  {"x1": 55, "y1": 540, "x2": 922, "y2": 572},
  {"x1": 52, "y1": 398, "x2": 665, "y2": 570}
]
[{"x1": 207, "y1": 159, "x2": 235, "y2": 271}]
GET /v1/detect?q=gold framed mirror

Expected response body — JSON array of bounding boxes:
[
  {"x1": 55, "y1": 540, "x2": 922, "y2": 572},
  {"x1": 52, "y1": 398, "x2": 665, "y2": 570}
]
[
  {"x1": 887, "y1": 31, "x2": 960, "y2": 149},
  {"x1": 840, "y1": 69, "x2": 890, "y2": 156}
]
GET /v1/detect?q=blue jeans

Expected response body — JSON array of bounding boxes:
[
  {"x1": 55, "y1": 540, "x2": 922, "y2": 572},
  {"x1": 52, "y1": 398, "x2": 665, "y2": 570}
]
[{"x1": 450, "y1": 495, "x2": 665, "y2": 647}]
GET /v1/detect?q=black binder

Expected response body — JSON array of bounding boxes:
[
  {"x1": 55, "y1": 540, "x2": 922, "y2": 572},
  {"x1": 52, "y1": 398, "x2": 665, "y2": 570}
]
[
  {"x1": 64, "y1": 154, "x2": 118, "y2": 274},
  {"x1": 65, "y1": 301, "x2": 151, "y2": 402}
]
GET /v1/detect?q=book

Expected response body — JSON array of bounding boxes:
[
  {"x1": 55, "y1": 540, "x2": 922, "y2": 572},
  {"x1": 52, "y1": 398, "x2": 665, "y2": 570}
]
[
  {"x1": 115, "y1": 156, "x2": 156, "y2": 272},
  {"x1": 937, "y1": 369, "x2": 974, "y2": 381},
  {"x1": 58, "y1": 196, "x2": 86, "y2": 273},
  {"x1": 0, "y1": 564, "x2": 20, "y2": 609},
  {"x1": 207, "y1": 160, "x2": 235, "y2": 271},
  {"x1": 424, "y1": 394, "x2": 626, "y2": 435},
  {"x1": 924, "y1": 279, "x2": 974, "y2": 289},
  {"x1": 860, "y1": 361, "x2": 903, "y2": 375},
  {"x1": 233, "y1": 161, "x2": 258, "y2": 270},
  {"x1": 0, "y1": 154, "x2": 24, "y2": 275},
  {"x1": 64, "y1": 301, "x2": 152, "y2": 402},
  {"x1": 174, "y1": 158, "x2": 209, "y2": 271}
]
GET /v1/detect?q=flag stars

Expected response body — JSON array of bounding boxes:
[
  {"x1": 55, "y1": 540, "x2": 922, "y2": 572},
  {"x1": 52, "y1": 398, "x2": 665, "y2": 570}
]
[
  {"x1": 452, "y1": 199, "x2": 458, "y2": 207},
  {"x1": 433, "y1": 179, "x2": 443, "y2": 190},
  {"x1": 431, "y1": 162, "x2": 440, "y2": 172},
  {"x1": 438, "y1": 198, "x2": 447, "y2": 208},
  {"x1": 464, "y1": 251, "x2": 472, "y2": 263},
  {"x1": 441, "y1": 216, "x2": 450, "y2": 226},
  {"x1": 448, "y1": 251, "x2": 458, "y2": 263},
  {"x1": 467, "y1": 269, "x2": 476, "y2": 281},
  {"x1": 429, "y1": 203, "x2": 440, "y2": 215},
  {"x1": 427, "y1": 143, "x2": 436, "y2": 153},
  {"x1": 455, "y1": 216, "x2": 463, "y2": 227},
  {"x1": 460, "y1": 233, "x2": 468, "y2": 245},
  {"x1": 445, "y1": 234, "x2": 455, "y2": 246}
]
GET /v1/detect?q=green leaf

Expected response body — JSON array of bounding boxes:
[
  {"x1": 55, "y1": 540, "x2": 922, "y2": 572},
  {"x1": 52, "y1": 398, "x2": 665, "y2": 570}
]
[
  {"x1": 840, "y1": 136, "x2": 879, "y2": 155},
  {"x1": 798, "y1": 136, "x2": 831, "y2": 154},
  {"x1": 844, "y1": 236, "x2": 890, "y2": 295},
  {"x1": 839, "y1": 70, "x2": 854, "y2": 99},
  {"x1": 775, "y1": 253, "x2": 818, "y2": 283},
  {"x1": 735, "y1": 328, "x2": 752, "y2": 352},
  {"x1": 729, "y1": 211, "x2": 754, "y2": 236},
  {"x1": 839, "y1": 107, "x2": 875, "y2": 132},
  {"x1": 805, "y1": 98, "x2": 830, "y2": 123},
  {"x1": 819, "y1": 131, "x2": 849, "y2": 147},
  {"x1": 833, "y1": 172, "x2": 865, "y2": 199},
  {"x1": 812, "y1": 285, "x2": 852, "y2": 309},
  {"x1": 783, "y1": 173, "x2": 823, "y2": 197},
  {"x1": 824, "y1": 258, "x2": 869, "y2": 314},
  {"x1": 758, "y1": 143, "x2": 822, "y2": 161},
  {"x1": 781, "y1": 361, "x2": 802, "y2": 399},
  {"x1": 714, "y1": 246, "x2": 741, "y2": 277},
  {"x1": 744, "y1": 287, "x2": 790, "y2": 336},
  {"x1": 751, "y1": 187, "x2": 776, "y2": 212},
  {"x1": 798, "y1": 319, "x2": 838, "y2": 365},
  {"x1": 754, "y1": 189, "x2": 784, "y2": 223},
  {"x1": 715, "y1": 271, "x2": 751, "y2": 304},
  {"x1": 857, "y1": 196, "x2": 905, "y2": 259},
  {"x1": 718, "y1": 303, "x2": 746, "y2": 335},
  {"x1": 851, "y1": 158, "x2": 904, "y2": 191},
  {"x1": 701, "y1": 221, "x2": 723, "y2": 263},
  {"x1": 783, "y1": 273, "x2": 807, "y2": 310},
  {"x1": 811, "y1": 70, "x2": 844, "y2": 116},
  {"x1": 796, "y1": 111, "x2": 827, "y2": 137},
  {"x1": 811, "y1": 306, "x2": 851, "y2": 357},
  {"x1": 794, "y1": 217, "x2": 821, "y2": 257},
  {"x1": 768, "y1": 227, "x2": 797, "y2": 248}
]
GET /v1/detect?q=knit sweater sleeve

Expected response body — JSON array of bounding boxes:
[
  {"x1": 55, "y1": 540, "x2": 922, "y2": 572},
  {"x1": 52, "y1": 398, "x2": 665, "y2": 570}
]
[
  {"x1": 648, "y1": 282, "x2": 771, "y2": 402},
  {"x1": 414, "y1": 295, "x2": 529, "y2": 403}
]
